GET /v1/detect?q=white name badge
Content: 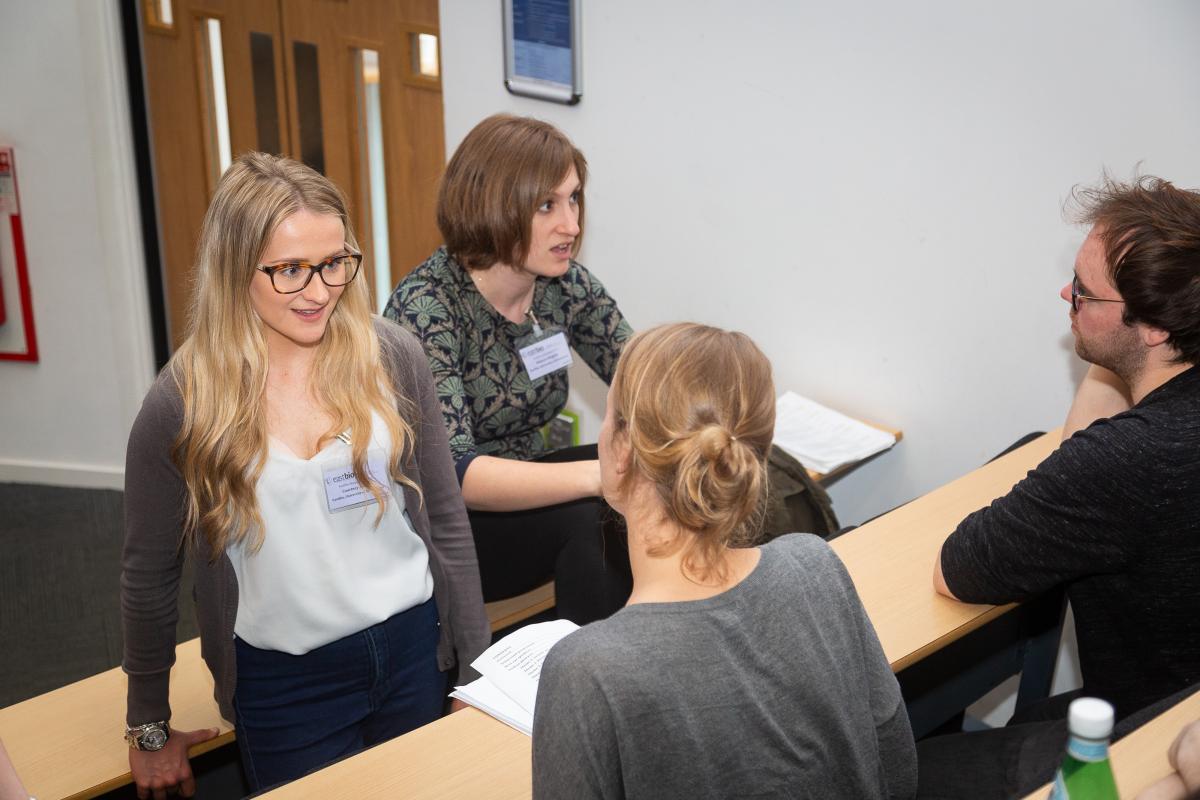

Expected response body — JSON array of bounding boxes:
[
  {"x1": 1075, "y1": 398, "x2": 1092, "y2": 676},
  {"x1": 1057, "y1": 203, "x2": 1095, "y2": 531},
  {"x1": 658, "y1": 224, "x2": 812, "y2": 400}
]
[
  {"x1": 518, "y1": 331, "x2": 573, "y2": 381},
  {"x1": 323, "y1": 455, "x2": 390, "y2": 513}
]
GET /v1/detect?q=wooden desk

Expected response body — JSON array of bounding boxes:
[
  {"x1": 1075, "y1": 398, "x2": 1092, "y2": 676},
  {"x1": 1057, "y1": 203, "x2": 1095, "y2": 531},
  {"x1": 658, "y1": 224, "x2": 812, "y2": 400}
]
[
  {"x1": 0, "y1": 639, "x2": 233, "y2": 800},
  {"x1": 1022, "y1": 690, "x2": 1200, "y2": 800},
  {"x1": 259, "y1": 676, "x2": 1200, "y2": 800},
  {"x1": 260, "y1": 709, "x2": 529, "y2": 799},
  {"x1": 829, "y1": 429, "x2": 1060, "y2": 670},
  {"x1": 0, "y1": 582, "x2": 562, "y2": 800},
  {"x1": 485, "y1": 581, "x2": 556, "y2": 633},
  {"x1": 263, "y1": 430, "x2": 1062, "y2": 798}
]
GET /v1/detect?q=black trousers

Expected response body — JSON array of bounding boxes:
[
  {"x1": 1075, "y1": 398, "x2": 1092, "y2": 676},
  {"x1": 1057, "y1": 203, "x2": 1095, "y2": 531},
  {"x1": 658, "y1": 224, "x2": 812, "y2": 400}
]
[{"x1": 467, "y1": 445, "x2": 632, "y2": 625}]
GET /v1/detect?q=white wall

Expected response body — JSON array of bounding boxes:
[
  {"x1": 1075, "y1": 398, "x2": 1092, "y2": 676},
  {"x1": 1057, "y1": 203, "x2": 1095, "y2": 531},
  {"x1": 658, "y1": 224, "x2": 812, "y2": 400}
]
[
  {"x1": 0, "y1": 0, "x2": 154, "y2": 489},
  {"x1": 5, "y1": 1, "x2": 1195, "y2": 506},
  {"x1": 439, "y1": 0, "x2": 1200, "y2": 525}
]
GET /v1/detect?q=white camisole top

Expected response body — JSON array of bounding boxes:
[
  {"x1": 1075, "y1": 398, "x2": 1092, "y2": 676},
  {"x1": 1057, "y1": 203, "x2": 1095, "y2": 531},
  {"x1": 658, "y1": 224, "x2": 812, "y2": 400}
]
[{"x1": 227, "y1": 411, "x2": 434, "y2": 654}]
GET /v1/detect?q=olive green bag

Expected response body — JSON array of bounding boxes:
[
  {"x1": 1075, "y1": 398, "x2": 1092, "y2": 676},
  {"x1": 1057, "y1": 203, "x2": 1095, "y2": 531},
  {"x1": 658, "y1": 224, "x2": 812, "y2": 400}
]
[{"x1": 753, "y1": 445, "x2": 840, "y2": 543}]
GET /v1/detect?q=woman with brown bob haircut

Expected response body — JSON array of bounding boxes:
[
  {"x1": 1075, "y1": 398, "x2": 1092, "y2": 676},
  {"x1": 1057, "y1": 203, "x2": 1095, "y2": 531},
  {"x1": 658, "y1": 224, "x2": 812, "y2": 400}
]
[
  {"x1": 532, "y1": 323, "x2": 917, "y2": 800},
  {"x1": 385, "y1": 114, "x2": 633, "y2": 624}
]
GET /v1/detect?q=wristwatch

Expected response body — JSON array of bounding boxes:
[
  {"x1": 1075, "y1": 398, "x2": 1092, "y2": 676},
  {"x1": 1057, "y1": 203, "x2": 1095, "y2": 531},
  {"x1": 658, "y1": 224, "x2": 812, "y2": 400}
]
[{"x1": 124, "y1": 720, "x2": 170, "y2": 751}]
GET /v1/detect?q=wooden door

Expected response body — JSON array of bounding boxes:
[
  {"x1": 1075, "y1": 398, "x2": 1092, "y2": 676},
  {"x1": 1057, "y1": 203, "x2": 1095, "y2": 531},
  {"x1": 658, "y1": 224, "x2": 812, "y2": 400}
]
[{"x1": 138, "y1": 0, "x2": 444, "y2": 350}]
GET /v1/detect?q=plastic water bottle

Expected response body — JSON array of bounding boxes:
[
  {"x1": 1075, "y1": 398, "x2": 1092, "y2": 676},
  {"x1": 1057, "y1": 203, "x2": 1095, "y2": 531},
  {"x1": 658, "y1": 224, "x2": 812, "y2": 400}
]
[{"x1": 1049, "y1": 697, "x2": 1119, "y2": 799}]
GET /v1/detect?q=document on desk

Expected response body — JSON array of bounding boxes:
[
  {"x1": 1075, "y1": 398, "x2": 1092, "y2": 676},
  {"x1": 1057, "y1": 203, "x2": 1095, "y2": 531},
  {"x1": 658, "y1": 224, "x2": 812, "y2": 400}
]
[
  {"x1": 773, "y1": 391, "x2": 897, "y2": 475},
  {"x1": 450, "y1": 618, "x2": 579, "y2": 736}
]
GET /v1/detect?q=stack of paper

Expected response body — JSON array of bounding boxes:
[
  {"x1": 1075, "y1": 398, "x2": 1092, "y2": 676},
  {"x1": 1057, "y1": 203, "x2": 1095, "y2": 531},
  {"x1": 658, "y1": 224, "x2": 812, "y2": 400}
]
[
  {"x1": 450, "y1": 618, "x2": 579, "y2": 736},
  {"x1": 773, "y1": 391, "x2": 896, "y2": 475}
]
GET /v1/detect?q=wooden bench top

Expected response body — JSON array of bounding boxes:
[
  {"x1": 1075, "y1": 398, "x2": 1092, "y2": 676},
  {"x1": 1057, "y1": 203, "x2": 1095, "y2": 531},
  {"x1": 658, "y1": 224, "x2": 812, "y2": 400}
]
[
  {"x1": 0, "y1": 639, "x2": 233, "y2": 800},
  {"x1": 0, "y1": 579, "x2": 560, "y2": 800}
]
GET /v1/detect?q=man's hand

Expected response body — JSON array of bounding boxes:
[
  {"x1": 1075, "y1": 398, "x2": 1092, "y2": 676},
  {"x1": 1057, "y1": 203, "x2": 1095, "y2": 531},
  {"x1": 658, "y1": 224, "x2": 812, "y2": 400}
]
[
  {"x1": 449, "y1": 698, "x2": 470, "y2": 713},
  {"x1": 1134, "y1": 719, "x2": 1200, "y2": 800},
  {"x1": 1168, "y1": 719, "x2": 1200, "y2": 796},
  {"x1": 129, "y1": 727, "x2": 218, "y2": 800}
]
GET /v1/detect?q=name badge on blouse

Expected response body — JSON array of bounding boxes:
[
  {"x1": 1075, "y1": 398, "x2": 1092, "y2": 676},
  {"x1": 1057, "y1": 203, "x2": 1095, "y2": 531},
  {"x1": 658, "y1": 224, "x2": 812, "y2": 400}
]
[
  {"x1": 517, "y1": 329, "x2": 573, "y2": 382},
  {"x1": 322, "y1": 455, "x2": 390, "y2": 513}
]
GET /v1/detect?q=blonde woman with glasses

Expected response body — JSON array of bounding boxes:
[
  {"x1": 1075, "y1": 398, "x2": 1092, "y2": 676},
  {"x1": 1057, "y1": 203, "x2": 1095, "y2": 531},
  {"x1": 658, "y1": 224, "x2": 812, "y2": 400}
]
[
  {"x1": 532, "y1": 323, "x2": 917, "y2": 799},
  {"x1": 121, "y1": 153, "x2": 488, "y2": 796}
]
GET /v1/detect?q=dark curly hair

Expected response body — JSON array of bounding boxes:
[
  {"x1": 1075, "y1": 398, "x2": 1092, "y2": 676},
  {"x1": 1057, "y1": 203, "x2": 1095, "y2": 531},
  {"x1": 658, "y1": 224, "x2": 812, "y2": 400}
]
[{"x1": 1071, "y1": 175, "x2": 1200, "y2": 365}]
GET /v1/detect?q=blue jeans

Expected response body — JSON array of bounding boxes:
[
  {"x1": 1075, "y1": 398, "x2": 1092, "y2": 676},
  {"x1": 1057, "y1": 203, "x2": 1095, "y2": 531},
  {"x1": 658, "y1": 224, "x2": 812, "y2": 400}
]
[{"x1": 233, "y1": 598, "x2": 444, "y2": 792}]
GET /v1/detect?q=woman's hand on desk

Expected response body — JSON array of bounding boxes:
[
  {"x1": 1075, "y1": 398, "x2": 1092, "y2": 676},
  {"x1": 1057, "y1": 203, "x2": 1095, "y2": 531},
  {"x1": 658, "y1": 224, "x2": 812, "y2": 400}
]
[{"x1": 129, "y1": 726, "x2": 219, "y2": 800}]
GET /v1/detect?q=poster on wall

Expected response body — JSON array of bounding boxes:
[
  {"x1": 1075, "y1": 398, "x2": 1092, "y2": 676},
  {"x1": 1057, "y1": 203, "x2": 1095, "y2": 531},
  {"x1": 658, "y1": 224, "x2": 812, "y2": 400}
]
[
  {"x1": 0, "y1": 146, "x2": 39, "y2": 362},
  {"x1": 503, "y1": 0, "x2": 582, "y2": 105}
]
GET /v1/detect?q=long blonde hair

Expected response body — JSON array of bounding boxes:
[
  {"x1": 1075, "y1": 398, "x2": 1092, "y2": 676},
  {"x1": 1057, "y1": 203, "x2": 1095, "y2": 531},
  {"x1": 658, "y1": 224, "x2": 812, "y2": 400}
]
[
  {"x1": 171, "y1": 152, "x2": 418, "y2": 558},
  {"x1": 609, "y1": 323, "x2": 775, "y2": 583}
]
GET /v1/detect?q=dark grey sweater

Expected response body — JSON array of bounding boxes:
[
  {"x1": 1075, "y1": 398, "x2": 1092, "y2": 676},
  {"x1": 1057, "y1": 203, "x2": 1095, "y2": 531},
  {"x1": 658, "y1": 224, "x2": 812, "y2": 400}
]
[
  {"x1": 532, "y1": 534, "x2": 917, "y2": 800},
  {"x1": 121, "y1": 318, "x2": 490, "y2": 725},
  {"x1": 942, "y1": 366, "x2": 1200, "y2": 719}
]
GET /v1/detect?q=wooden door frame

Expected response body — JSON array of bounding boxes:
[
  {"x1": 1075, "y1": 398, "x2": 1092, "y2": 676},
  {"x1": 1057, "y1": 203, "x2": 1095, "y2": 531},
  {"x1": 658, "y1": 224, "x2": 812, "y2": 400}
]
[
  {"x1": 120, "y1": 0, "x2": 172, "y2": 369},
  {"x1": 122, "y1": 0, "x2": 445, "y2": 366}
]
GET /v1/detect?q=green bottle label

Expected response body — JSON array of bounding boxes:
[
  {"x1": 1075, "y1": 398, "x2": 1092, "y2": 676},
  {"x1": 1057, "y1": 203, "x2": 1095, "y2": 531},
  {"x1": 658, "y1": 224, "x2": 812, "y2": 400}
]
[{"x1": 1048, "y1": 738, "x2": 1120, "y2": 800}]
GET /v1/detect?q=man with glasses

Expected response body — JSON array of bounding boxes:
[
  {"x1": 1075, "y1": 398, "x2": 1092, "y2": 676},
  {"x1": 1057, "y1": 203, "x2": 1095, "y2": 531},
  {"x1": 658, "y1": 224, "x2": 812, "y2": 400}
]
[
  {"x1": 919, "y1": 175, "x2": 1200, "y2": 796},
  {"x1": 937, "y1": 174, "x2": 1200, "y2": 714}
]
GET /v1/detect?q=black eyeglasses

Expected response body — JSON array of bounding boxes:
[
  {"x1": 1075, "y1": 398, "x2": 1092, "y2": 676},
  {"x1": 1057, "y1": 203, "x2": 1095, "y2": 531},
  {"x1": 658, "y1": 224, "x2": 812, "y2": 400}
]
[
  {"x1": 1070, "y1": 274, "x2": 1124, "y2": 313},
  {"x1": 256, "y1": 251, "x2": 362, "y2": 294}
]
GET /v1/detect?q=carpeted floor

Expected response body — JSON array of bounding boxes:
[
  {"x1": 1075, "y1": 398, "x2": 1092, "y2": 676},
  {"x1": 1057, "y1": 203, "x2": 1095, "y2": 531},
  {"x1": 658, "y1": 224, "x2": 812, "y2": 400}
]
[{"x1": 0, "y1": 482, "x2": 198, "y2": 707}]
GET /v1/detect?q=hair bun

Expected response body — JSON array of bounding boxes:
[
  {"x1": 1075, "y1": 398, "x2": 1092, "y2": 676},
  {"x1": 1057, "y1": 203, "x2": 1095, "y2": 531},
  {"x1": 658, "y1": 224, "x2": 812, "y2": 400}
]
[{"x1": 695, "y1": 424, "x2": 733, "y2": 462}]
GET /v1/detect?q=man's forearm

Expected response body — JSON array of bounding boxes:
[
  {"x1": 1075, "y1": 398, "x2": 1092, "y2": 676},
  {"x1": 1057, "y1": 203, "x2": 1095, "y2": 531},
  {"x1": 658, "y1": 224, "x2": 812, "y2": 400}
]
[
  {"x1": 1063, "y1": 365, "x2": 1132, "y2": 440},
  {"x1": 932, "y1": 545, "x2": 959, "y2": 599}
]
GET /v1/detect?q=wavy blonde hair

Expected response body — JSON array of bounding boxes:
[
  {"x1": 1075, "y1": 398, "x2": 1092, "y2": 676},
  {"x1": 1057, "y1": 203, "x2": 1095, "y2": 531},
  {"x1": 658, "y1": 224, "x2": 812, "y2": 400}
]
[
  {"x1": 170, "y1": 152, "x2": 418, "y2": 559},
  {"x1": 609, "y1": 323, "x2": 775, "y2": 583}
]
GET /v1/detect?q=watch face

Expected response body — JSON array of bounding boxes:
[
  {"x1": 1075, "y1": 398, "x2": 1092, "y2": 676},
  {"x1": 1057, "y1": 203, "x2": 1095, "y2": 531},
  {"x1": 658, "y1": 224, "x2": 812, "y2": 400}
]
[{"x1": 142, "y1": 727, "x2": 168, "y2": 751}]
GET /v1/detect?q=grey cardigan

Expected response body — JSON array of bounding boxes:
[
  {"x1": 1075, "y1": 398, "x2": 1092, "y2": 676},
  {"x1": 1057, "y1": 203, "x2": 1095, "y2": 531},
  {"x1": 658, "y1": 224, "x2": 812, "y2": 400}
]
[{"x1": 121, "y1": 318, "x2": 490, "y2": 725}]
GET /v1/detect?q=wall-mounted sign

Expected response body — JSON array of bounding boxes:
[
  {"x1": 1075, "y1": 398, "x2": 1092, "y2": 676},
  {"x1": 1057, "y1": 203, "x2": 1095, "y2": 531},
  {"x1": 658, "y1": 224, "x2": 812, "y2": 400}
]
[
  {"x1": 0, "y1": 146, "x2": 39, "y2": 362},
  {"x1": 503, "y1": 0, "x2": 581, "y2": 105}
]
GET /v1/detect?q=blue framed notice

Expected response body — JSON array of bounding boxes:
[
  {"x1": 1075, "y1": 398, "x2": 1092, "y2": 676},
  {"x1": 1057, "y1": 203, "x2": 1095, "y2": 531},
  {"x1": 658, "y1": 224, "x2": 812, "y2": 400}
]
[{"x1": 503, "y1": 0, "x2": 582, "y2": 105}]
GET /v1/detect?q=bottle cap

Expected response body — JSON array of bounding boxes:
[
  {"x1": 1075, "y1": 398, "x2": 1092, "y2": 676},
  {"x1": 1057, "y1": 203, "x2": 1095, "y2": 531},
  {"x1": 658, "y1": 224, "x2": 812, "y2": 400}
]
[{"x1": 1068, "y1": 697, "x2": 1114, "y2": 739}]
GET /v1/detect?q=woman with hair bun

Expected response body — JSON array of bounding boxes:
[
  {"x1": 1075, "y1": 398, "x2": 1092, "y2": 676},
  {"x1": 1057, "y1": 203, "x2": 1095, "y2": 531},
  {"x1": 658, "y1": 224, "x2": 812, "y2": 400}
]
[
  {"x1": 121, "y1": 153, "x2": 488, "y2": 794},
  {"x1": 532, "y1": 323, "x2": 917, "y2": 800}
]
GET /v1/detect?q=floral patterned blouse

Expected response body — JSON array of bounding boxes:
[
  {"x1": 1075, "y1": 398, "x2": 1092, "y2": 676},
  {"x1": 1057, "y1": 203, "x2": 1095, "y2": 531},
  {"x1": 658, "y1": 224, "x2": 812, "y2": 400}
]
[{"x1": 384, "y1": 247, "x2": 632, "y2": 480}]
